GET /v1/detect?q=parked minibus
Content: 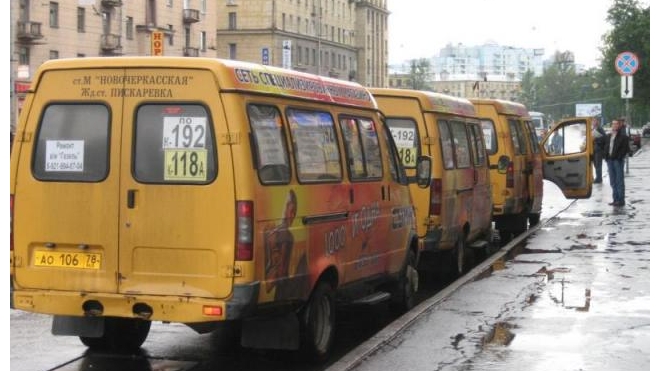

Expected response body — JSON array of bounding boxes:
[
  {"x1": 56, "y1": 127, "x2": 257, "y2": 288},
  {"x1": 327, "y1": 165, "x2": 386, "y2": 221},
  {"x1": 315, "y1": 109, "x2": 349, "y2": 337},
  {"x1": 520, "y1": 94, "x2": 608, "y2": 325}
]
[
  {"x1": 471, "y1": 99, "x2": 592, "y2": 241},
  {"x1": 369, "y1": 88, "x2": 493, "y2": 276},
  {"x1": 9, "y1": 57, "x2": 430, "y2": 362}
]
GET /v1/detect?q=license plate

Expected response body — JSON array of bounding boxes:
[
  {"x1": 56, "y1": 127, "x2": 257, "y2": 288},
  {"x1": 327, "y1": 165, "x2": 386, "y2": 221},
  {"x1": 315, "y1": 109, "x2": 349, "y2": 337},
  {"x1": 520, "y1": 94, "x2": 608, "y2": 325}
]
[{"x1": 34, "y1": 251, "x2": 102, "y2": 270}]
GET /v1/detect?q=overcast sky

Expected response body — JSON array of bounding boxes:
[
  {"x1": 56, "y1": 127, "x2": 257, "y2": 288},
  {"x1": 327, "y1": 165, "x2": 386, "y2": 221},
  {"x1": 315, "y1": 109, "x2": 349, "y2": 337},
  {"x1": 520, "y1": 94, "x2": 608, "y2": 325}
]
[{"x1": 387, "y1": 0, "x2": 622, "y2": 68}]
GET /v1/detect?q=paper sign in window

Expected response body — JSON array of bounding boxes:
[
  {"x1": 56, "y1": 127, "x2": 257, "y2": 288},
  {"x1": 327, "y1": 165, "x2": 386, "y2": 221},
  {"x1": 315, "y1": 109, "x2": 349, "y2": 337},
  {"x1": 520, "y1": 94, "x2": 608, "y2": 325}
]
[{"x1": 45, "y1": 140, "x2": 85, "y2": 172}]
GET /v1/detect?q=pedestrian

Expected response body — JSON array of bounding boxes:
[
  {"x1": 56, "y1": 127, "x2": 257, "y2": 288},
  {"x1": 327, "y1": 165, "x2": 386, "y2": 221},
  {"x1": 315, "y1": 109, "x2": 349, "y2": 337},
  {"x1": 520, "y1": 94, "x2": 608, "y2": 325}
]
[
  {"x1": 591, "y1": 117, "x2": 607, "y2": 183},
  {"x1": 604, "y1": 118, "x2": 630, "y2": 206}
]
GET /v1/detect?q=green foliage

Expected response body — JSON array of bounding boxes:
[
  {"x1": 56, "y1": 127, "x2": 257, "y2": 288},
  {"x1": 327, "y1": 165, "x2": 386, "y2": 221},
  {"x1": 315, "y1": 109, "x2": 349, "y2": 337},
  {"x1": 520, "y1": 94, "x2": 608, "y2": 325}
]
[
  {"x1": 408, "y1": 59, "x2": 433, "y2": 91},
  {"x1": 518, "y1": 0, "x2": 649, "y2": 126}
]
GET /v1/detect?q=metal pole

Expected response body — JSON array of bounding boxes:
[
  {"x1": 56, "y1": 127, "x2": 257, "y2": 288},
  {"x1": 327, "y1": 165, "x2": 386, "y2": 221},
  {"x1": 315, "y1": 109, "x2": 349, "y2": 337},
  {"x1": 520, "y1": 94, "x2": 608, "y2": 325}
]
[
  {"x1": 317, "y1": 0, "x2": 321, "y2": 75},
  {"x1": 625, "y1": 97, "x2": 630, "y2": 173}
]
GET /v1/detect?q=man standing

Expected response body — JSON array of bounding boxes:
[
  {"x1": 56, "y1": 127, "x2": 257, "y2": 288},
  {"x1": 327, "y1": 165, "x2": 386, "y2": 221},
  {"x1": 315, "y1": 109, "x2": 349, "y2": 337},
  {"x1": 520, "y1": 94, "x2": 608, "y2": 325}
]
[
  {"x1": 592, "y1": 117, "x2": 607, "y2": 183},
  {"x1": 605, "y1": 118, "x2": 630, "y2": 206}
]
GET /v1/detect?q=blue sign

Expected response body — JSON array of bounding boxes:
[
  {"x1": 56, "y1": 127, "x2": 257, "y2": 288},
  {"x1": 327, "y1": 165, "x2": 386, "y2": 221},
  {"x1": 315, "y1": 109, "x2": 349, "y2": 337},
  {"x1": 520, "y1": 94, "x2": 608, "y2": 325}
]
[
  {"x1": 615, "y1": 51, "x2": 639, "y2": 76},
  {"x1": 262, "y1": 48, "x2": 269, "y2": 65}
]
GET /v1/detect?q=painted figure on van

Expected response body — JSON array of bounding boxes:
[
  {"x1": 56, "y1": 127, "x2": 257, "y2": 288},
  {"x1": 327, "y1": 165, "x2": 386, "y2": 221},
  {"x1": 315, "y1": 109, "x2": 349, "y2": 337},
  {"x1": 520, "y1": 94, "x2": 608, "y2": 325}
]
[
  {"x1": 591, "y1": 117, "x2": 607, "y2": 183},
  {"x1": 264, "y1": 189, "x2": 309, "y2": 299},
  {"x1": 604, "y1": 118, "x2": 630, "y2": 207}
]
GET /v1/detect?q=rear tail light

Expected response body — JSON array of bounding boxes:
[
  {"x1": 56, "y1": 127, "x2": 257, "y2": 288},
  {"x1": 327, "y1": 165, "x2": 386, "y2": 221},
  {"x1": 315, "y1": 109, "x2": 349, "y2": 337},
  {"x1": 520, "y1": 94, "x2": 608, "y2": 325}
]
[
  {"x1": 429, "y1": 179, "x2": 442, "y2": 215},
  {"x1": 10, "y1": 195, "x2": 14, "y2": 251},
  {"x1": 506, "y1": 162, "x2": 514, "y2": 188},
  {"x1": 236, "y1": 201, "x2": 254, "y2": 261}
]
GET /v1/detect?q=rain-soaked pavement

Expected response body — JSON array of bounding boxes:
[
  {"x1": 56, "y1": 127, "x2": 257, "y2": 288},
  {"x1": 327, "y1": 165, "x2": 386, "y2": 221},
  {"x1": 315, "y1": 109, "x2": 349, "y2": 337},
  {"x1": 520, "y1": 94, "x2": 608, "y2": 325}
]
[
  {"x1": 10, "y1": 143, "x2": 651, "y2": 371},
  {"x1": 328, "y1": 144, "x2": 651, "y2": 371}
]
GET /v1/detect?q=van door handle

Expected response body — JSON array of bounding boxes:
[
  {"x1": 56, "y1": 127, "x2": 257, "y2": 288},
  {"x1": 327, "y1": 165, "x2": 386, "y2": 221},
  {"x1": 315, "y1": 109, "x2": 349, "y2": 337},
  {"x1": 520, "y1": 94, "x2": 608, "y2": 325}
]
[{"x1": 127, "y1": 189, "x2": 136, "y2": 209}]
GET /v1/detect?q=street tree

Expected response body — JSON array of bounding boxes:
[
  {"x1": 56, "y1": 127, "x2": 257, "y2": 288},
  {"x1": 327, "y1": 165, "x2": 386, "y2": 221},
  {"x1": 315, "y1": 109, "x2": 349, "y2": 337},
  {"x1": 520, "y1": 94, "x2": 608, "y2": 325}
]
[
  {"x1": 600, "y1": 0, "x2": 650, "y2": 125},
  {"x1": 408, "y1": 59, "x2": 433, "y2": 91}
]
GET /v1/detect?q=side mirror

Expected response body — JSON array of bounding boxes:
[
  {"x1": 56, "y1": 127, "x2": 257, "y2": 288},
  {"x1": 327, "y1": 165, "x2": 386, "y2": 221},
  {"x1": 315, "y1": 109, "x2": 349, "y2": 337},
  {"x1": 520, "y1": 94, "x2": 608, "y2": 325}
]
[{"x1": 416, "y1": 155, "x2": 432, "y2": 188}]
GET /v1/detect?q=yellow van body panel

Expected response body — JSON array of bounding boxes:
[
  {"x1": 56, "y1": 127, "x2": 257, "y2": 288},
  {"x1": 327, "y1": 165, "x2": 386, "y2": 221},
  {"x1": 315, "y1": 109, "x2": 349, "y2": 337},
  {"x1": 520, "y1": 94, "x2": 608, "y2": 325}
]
[
  {"x1": 10, "y1": 57, "x2": 415, "y2": 325},
  {"x1": 370, "y1": 88, "x2": 492, "y2": 252},
  {"x1": 471, "y1": 99, "x2": 531, "y2": 217}
]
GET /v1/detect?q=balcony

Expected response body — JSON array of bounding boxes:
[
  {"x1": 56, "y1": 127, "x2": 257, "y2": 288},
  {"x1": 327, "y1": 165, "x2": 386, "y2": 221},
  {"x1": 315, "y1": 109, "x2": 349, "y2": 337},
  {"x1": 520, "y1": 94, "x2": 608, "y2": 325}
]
[
  {"x1": 16, "y1": 21, "x2": 43, "y2": 42},
  {"x1": 183, "y1": 47, "x2": 199, "y2": 57},
  {"x1": 183, "y1": 8, "x2": 200, "y2": 23},
  {"x1": 101, "y1": 0, "x2": 122, "y2": 7},
  {"x1": 100, "y1": 34, "x2": 122, "y2": 51}
]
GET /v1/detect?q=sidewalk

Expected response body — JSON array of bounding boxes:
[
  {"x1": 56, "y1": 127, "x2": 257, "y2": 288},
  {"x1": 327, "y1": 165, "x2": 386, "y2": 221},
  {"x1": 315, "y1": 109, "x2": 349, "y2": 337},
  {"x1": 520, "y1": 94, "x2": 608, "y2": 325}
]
[{"x1": 329, "y1": 144, "x2": 651, "y2": 371}]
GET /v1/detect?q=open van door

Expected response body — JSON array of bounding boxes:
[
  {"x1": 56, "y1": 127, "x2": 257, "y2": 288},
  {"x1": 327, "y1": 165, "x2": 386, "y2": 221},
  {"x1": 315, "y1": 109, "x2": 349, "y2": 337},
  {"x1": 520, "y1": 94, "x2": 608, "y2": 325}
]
[{"x1": 541, "y1": 117, "x2": 593, "y2": 198}]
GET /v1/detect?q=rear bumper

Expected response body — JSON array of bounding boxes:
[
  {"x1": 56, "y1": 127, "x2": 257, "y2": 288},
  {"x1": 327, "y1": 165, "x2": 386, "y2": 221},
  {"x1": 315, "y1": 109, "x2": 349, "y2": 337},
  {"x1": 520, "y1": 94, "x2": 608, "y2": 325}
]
[{"x1": 10, "y1": 281, "x2": 260, "y2": 323}]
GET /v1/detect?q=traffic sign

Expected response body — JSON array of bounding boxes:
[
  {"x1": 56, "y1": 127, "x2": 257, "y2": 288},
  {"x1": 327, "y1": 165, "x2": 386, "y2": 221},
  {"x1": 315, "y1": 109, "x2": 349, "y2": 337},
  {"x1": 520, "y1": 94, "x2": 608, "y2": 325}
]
[
  {"x1": 615, "y1": 51, "x2": 639, "y2": 76},
  {"x1": 621, "y1": 75, "x2": 633, "y2": 99}
]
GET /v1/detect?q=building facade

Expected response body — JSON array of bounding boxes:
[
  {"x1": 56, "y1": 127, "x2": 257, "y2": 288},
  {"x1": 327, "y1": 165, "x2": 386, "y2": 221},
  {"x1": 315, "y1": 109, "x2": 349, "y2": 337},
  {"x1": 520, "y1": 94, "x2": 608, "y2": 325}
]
[{"x1": 10, "y1": 0, "x2": 390, "y2": 136}]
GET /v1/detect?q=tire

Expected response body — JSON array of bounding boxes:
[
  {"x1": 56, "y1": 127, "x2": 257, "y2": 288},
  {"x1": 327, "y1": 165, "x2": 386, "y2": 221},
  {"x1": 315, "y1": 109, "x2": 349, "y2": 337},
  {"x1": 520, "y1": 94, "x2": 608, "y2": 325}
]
[
  {"x1": 80, "y1": 317, "x2": 151, "y2": 353},
  {"x1": 451, "y1": 233, "x2": 466, "y2": 277},
  {"x1": 299, "y1": 281, "x2": 336, "y2": 363},
  {"x1": 390, "y1": 249, "x2": 418, "y2": 314},
  {"x1": 528, "y1": 213, "x2": 541, "y2": 227}
]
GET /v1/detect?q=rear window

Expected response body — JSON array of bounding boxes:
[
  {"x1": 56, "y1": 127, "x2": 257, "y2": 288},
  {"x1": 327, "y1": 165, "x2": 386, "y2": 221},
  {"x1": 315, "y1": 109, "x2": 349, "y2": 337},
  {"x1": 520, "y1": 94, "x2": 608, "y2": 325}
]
[
  {"x1": 134, "y1": 104, "x2": 217, "y2": 184},
  {"x1": 479, "y1": 119, "x2": 497, "y2": 155},
  {"x1": 384, "y1": 118, "x2": 419, "y2": 168},
  {"x1": 450, "y1": 121, "x2": 471, "y2": 169},
  {"x1": 33, "y1": 103, "x2": 110, "y2": 182},
  {"x1": 437, "y1": 120, "x2": 455, "y2": 169}
]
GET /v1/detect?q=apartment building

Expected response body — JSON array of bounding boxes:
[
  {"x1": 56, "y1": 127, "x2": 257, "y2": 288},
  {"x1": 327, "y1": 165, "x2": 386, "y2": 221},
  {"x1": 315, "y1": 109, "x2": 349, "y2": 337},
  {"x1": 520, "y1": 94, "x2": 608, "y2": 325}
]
[
  {"x1": 215, "y1": 0, "x2": 388, "y2": 86},
  {"x1": 9, "y1": 0, "x2": 390, "y2": 136}
]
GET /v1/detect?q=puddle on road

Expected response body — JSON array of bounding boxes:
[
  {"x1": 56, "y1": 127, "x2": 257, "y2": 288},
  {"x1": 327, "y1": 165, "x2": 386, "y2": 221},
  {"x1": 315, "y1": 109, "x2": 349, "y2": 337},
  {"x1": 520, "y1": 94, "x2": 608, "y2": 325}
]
[{"x1": 482, "y1": 322, "x2": 516, "y2": 346}]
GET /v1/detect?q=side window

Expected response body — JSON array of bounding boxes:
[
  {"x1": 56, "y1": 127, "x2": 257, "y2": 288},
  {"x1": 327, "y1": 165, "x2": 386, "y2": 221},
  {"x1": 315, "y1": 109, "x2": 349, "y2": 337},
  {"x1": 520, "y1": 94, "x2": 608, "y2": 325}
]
[
  {"x1": 545, "y1": 121, "x2": 587, "y2": 156},
  {"x1": 468, "y1": 123, "x2": 487, "y2": 167},
  {"x1": 134, "y1": 104, "x2": 217, "y2": 184},
  {"x1": 287, "y1": 109, "x2": 341, "y2": 182},
  {"x1": 384, "y1": 118, "x2": 419, "y2": 168},
  {"x1": 450, "y1": 121, "x2": 471, "y2": 168},
  {"x1": 33, "y1": 104, "x2": 110, "y2": 182},
  {"x1": 525, "y1": 120, "x2": 541, "y2": 154},
  {"x1": 247, "y1": 104, "x2": 291, "y2": 184},
  {"x1": 340, "y1": 116, "x2": 383, "y2": 180},
  {"x1": 437, "y1": 120, "x2": 455, "y2": 169},
  {"x1": 515, "y1": 120, "x2": 528, "y2": 155},
  {"x1": 479, "y1": 119, "x2": 497, "y2": 155},
  {"x1": 508, "y1": 118, "x2": 522, "y2": 154}
]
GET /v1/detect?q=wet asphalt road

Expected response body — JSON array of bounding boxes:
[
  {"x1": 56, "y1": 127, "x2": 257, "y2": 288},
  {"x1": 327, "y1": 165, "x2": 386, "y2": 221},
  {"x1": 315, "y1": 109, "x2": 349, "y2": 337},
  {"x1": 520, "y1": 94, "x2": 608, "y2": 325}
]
[{"x1": 10, "y1": 142, "x2": 651, "y2": 371}]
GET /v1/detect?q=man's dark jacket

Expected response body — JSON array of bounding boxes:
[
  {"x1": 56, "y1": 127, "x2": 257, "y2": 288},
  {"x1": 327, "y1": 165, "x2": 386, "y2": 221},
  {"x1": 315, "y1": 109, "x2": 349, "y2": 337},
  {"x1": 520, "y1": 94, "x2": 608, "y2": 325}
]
[{"x1": 604, "y1": 130, "x2": 630, "y2": 161}]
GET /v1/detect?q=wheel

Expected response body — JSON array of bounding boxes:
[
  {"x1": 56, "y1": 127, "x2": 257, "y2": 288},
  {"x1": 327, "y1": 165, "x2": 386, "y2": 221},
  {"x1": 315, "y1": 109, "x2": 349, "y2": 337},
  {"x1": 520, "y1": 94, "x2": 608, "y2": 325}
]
[
  {"x1": 390, "y1": 249, "x2": 419, "y2": 314},
  {"x1": 528, "y1": 213, "x2": 541, "y2": 227},
  {"x1": 299, "y1": 281, "x2": 336, "y2": 363},
  {"x1": 451, "y1": 233, "x2": 466, "y2": 277},
  {"x1": 80, "y1": 317, "x2": 151, "y2": 353}
]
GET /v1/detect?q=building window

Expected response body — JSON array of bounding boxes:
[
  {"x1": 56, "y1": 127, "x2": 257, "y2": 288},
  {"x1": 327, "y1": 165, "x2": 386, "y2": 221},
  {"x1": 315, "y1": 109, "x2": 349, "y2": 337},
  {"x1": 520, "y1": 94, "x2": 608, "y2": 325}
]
[
  {"x1": 126, "y1": 17, "x2": 134, "y2": 40},
  {"x1": 19, "y1": 47, "x2": 29, "y2": 65},
  {"x1": 229, "y1": 43, "x2": 237, "y2": 60},
  {"x1": 49, "y1": 2, "x2": 59, "y2": 28},
  {"x1": 167, "y1": 0, "x2": 173, "y2": 6},
  {"x1": 147, "y1": 0, "x2": 156, "y2": 26},
  {"x1": 228, "y1": 12, "x2": 236, "y2": 29},
  {"x1": 77, "y1": 53, "x2": 85, "y2": 58},
  {"x1": 168, "y1": 24, "x2": 174, "y2": 46},
  {"x1": 201, "y1": 0, "x2": 207, "y2": 13},
  {"x1": 200, "y1": 31, "x2": 207, "y2": 51},
  {"x1": 77, "y1": 7, "x2": 85, "y2": 33},
  {"x1": 281, "y1": 13, "x2": 286, "y2": 30},
  {"x1": 184, "y1": 26, "x2": 191, "y2": 48},
  {"x1": 49, "y1": 50, "x2": 59, "y2": 59},
  {"x1": 297, "y1": 46, "x2": 302, "y2": 64}
]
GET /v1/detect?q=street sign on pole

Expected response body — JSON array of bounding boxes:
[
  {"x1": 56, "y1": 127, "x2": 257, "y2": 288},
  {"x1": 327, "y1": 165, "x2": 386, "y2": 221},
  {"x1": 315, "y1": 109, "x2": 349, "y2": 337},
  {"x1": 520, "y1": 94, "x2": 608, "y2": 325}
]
[
  {"x1": 615, "y1": 51, "x2": 639, "y2": 76},
  {"x1": 621, "y1": 75, "x2": 633, "y2": 99}
]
